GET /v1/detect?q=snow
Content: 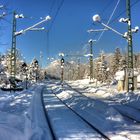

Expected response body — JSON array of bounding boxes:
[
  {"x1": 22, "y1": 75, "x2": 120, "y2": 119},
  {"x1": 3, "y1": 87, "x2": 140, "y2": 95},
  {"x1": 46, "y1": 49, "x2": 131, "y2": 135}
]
[
  {"x1": 43, "y1": 88, "x2": 104, "y2": 140},
  {"x1": 25, "y1": 85, "x2": 53, "y2": 140},
  {"x1": 115, "y1": 70, "x2": 139, "y2": 81},
  {"x1": 58, "y1": 80, "x2": 140, "y2": 139},
  {"x1": 0, "y1": 78, "x2": 140, "y2": 139},
  {"x1": 0, "y1": 84, "x2": 52, "y2": 140},
  {"x1": 137, "y1": 75, "x2": 140, "y2": 82},
  {"x1": 115, "y1": 70, "x2": 125, "y2": 81}
]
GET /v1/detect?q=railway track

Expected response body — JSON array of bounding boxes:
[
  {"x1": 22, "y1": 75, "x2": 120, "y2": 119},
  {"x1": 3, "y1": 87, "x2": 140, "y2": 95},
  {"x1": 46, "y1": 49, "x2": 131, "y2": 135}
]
[
  {"x1": 40, "y1": 88, "x2": 56, "y2": 140},
  {"x1": 65, "y1": 82, "x2": 140, "y2": 124},
  {"x1": 42, "y1": 81, "x2": 134, "y2": 140},
  {"x1": 42, "y1": 86, "x2": 108, "y2": 140}
]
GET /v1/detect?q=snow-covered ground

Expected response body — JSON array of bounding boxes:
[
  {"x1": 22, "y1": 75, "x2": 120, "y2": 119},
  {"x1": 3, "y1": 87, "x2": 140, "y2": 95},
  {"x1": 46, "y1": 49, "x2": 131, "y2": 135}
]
[
  {"x1": 0, "y1": 83, "x2": 52, "y2": 140},
  {"x1": 0, "y1": 79, "x2": 140, "y2": 140},
  {"x1": 63, "y1": 79, "x2": 140, "y2": 139},
  {"x1": 43, "y1": 87, "x2": 104, "y2": 140},
  {"x1": 66, "y1": 79, "x2": 140, "y2": 101}
]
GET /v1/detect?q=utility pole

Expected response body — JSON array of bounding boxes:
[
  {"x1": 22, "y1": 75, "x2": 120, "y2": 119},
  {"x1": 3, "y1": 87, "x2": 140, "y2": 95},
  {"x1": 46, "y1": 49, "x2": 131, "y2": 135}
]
[
  {"x1": 9, "y1": 13, "x2": 51, "y2": 89},
  {"x1": 88, "y1": 39, "x2": 93, "y2": 82},
  {"x1": 60, "y1": 57, "x2": 64, "y2": 86},
  {"x1": 126, "y1": 0, "x2": 134, "y2": 91},
  {"x1": 92, "y1": 3, "x2": 138, "y2": 91},
  {"x1": 10, "y1": 11, "x2": 17, "y2": 87}
]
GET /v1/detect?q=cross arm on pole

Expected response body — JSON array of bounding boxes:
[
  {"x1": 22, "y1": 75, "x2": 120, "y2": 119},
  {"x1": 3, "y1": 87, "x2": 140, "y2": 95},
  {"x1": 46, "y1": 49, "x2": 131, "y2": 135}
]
[
  {"x1": 14, "y1": 16, "x2": 51, "y2": 36},
  {"x1": 100, "y1": 22, "x2": 124, "y2": 37},
  {"x1": 92, "y1": 14, "x2": 124, "y2": 37},
  {"x1": 87, "y1": 28, "x2": 108, "y2": 33}
]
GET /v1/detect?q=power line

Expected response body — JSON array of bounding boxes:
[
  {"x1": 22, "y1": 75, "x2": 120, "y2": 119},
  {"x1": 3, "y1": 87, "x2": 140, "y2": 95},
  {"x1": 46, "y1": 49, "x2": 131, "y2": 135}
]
[
  {"x1": 48, "y1": 0, "x2": 65, "y2": 31},
  {"x1": 1, "y1": 17, "x2": 12, "y2": 24},
  {"x1": 97, "y1": 0, "x2": 121, "y2": 42},
  {"x1": 49, "y1": 0, "x2": 56, "y2": 15},
  {"x1": 110, "y1": 0, "x2": 140, "y2": 24},
  {"x1": 46, "y1": 0, "x2": 65, "y2": 61},
  {"x1": 43, "y1": 0, "x2": 56, "y2": 61},
  {"x1": 99, "y1": 0, "x2": 114, "y2": 16},
  {"x1": 89, "y1": 0, "x2": 114, "y2": 30},
  {"x1": 87, "y1": 0, "x2": 115, "y2": 43},
  {"x1": 94, "y1": 0, "x2": 140, "y2": 43}
]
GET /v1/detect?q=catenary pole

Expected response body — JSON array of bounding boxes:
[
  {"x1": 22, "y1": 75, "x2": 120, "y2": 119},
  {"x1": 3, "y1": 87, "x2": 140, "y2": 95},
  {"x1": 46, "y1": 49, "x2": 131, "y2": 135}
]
[
  {"x1": 10, "y1": 11, "x2": 17, "y2": 88},
  {"x1": 126, "y1": 0, "x2": 134, "y2": 91}
]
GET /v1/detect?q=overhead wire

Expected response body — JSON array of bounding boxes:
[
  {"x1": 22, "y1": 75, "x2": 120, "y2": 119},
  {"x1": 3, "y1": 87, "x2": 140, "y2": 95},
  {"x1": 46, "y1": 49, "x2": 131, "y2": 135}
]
[
  {"x1": 45, "y1": 0, "x2": 56, "y2": 59},
  {"x1": 87, "y1": 0, "x2": 116, "y2": 53},
  {"x1": 92, "y1": 0, "x2": 140, "y2": 44},
  {"x1": 46, "y1": 0, "x2": 65, "y2": 61},
  {"x1": 99, "y1": 0, "x2": 114, "y2": 16},
  {"x1": 1, "y1": 17, "x2": 12, "y2": 24},
  {"x1": 91, "y1": 0, "x2": 140, "y2": 59},
  {"x1": 49, "y1": 0, "x2": 56, "y2": 15},
  {"x1": 48, "y1": 0, "x2": 65, "y2": 31},
  {"x1": 109, "y1": 0, "x2": 140, "y2": 24},
  {"x1": 38, "y1": 0, "x2": 57, "y2": 67},
  {"x1": 0, "y1": 5, "x2": 13, "y2": 24},
  {"x1": 95, "y1": 0, "x2": 140, "y2": 43},
  {"x1": 97, "y1": 0, "x2": 121, "y2": 42}
]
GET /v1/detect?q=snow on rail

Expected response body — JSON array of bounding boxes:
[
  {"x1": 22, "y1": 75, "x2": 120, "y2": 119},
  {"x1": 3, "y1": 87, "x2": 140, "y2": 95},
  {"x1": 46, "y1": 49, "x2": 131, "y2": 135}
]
[
  {"x1": 25, "y1": 85, "x2": 53, "y2": 140},
  {"x1": 46, "y1": 80, "x2": 140, "y2": 140},
  {"x1": 67, "y1": 79, "x2": 140, "y2": 123},
  {"x1": 43, "y1": 87, "x2": 105, "y2": 140}
]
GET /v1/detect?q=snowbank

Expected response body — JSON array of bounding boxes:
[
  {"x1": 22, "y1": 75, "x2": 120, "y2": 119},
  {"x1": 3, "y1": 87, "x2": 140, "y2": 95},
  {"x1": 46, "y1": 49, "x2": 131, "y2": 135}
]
[
  {"x1": 25, "y1": 85, "x2": 53, "y2": 140},
  {"x1": 115, "y1": 70, "x2": 124, "y2": 81},
  {"x1": 48, "y1": 81, "x2": 140, "y2": 139},
  {"x1": 0, "y1": 84, "x2": 52, "y2": 140},
  {"x1": 137, "y1": 75, "x2": 140, "y2": 83}
]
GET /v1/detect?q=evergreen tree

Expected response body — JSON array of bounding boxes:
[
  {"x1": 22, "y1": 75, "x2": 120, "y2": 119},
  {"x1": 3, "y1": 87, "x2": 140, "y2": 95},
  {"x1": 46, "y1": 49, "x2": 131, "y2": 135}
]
[
  {"x1": 29, "y1": 58, "x2": 39, "y2": 82},
  {"x1": 110, "y1": 48, "x2": 122, "y2": 76},
  {"x1": 94, "y1": 52, "x2": 108, "y2": 83}
]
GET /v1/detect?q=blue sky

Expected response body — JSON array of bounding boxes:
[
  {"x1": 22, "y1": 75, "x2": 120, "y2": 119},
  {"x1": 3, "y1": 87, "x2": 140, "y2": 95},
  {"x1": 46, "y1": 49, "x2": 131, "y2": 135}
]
[{"x1": 0, "y1": 0, "x2": 140, "y2": 67}]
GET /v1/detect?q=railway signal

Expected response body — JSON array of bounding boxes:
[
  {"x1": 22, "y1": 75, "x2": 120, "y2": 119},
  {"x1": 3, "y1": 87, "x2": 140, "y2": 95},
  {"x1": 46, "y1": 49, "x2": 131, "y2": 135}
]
[
  {"x1": 21, "y1": 62, "x2": 28, "y2": 89},
  {"x1": 59, "y1": 53, "x2": 65, "y2": 86},
  {"x1": 34, "y1": 59, "x2": 39, "y2": 82}
]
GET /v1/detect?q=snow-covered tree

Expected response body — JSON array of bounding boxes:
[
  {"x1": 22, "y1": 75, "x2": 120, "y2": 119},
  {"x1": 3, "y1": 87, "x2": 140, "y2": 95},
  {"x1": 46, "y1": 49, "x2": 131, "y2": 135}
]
[
  {"x1": 29, "y1": 58, "x2": 39, "y2": 82},
  {"x1": 0, "y1": 54, "x2": 9, "y2": 87},
  {"x1": 94, "y1": 52, "x2": 108, "y2": 83},
  {"x1": 45, "y1": 59, "x2": 87, "y2": 81},
  {"x1": 110, "y1": 48, "x2": 122, "y2": 76}
]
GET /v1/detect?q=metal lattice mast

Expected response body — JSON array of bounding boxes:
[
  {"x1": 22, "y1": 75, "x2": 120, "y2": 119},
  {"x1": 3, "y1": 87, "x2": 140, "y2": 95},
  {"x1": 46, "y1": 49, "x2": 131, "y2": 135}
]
[
  {"x1": 10, "y1": 11, "x2": 17, "y2": 82},
  {"x1": 126, "y1": 0, "x2": 134, "y2": 91},
  {"x1": 89, "y1": 39, "x2": 93, "y2": 81}
]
